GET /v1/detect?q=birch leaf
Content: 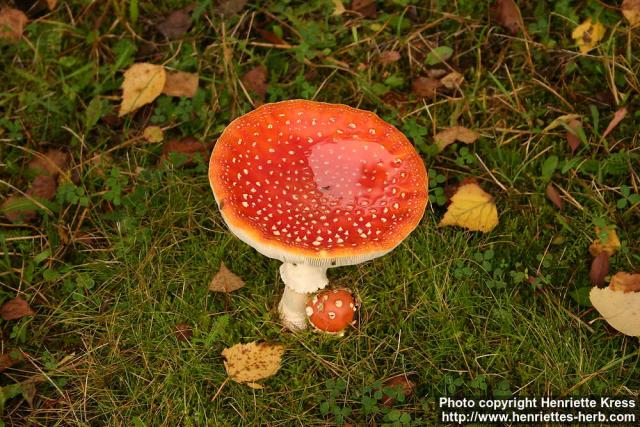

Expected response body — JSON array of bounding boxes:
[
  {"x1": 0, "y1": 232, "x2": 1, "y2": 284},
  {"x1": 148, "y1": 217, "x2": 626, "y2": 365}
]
[
  {"x1": 119, "y1": 63, "x2": 166, "y2": 117},
  {"x1": 143, "y1": 126, "x2": 164, "y2": 143},
  {"x1": 162, "y1": 71, "x2": 199, "y2": 98},
  {"x1": 589, "y1": 226, "x2": 621, "y2": 257},
  {"x1": 209, "y1": 263, "x2": 245, "y2": 293},
  {"x1": 434, "y1": 126, "x2": 479, "y2": 151},
  {"x1": 439, "y1": 183, "x2": 498, "y2": 233},
  {"x1": 571, "y1": 18, "x2": 605, "y2": 54},
  {"x1": 222, "y1": 342, "x2": 285, "y2": 387}
]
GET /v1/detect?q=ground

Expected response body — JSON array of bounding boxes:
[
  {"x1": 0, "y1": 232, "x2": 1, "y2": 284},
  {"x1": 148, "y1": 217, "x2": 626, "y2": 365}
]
[{"x1": 1, "y1": 0, "x2": 639, "y2": 425}]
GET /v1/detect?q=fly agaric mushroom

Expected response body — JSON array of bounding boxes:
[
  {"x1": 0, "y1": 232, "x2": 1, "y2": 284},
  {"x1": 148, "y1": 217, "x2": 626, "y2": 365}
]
[
  {"x1": 589, "y1": 272, "x2": 640, "y2": 336},
  {"x1": 209, "y1": 100, "x2": 428, "y2": 330},
  {"x1": 306, "y1": 288, "x2": 357, "y2": 334}
]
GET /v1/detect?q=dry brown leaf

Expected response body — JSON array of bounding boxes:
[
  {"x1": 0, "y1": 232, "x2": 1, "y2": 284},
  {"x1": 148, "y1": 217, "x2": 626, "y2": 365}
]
[
  {"x1": 0, "y1": 350, "x2": 23, "y2": 372},
  {"x1": 412, "y1": 77, "x2": 441, "y2": 99},
  {"x1": 379, "y1": 374, "x2": 416, "y2": 407},
  {"x1": 21, "y1": 382, "x2": 37, "y2": 407},
  {"x1": 590, "y1": 252, "x2": 610, "y2": 287},
  {"x1": 602, "y1": 107, "x2": 628, "y2": 139},
  {"x1": 566, "y1": 119, "x2": 582, "y2": 154},
  {"x1": 241, "y1": 65, "x2": 268, "y2": 101},
  {"x1": 28, "y1": 149, "x2": 69, "y2": 177},
  {"x1": 434, "y1": 126, "x2": 479, "y2": 151},
  {"x1": 90, "y1": 153, "x2": 114, "y2": 178},
  {"x1": 609, "y1": 272, "x2": 640, "y2": 293},
  {"x1": 174, "y1": 323, "x2": 193, "y2": 342},
  {"x1": 73, "y1": 232, "x2": 106, "y2": 250},
  {"x1": 381, "y1": 91, "x2": 407, "y2": 109},
  {"x1": 161, "y1": 137, "x2": 209, "y2": 167},
  {"x1": 440, "y1": 71, "x2": 464, "y2": 89},
  {"x1": 162, "y1": 71, "x2": 199, "y2": 98},
  {"x1": 350, "y1": 0, "x2": 377, "y2": 18},
  {"x1": 255, "y1": 28, "x2": 285, "y2": 45},
  {"x1": 379, "y1": 50, "x2": 401, "y2": 66},
  {"x1": 27, "y1": 175, "x2": 57, "y2": 201},
  {"x1": 209, "y1": 263, "x2": 245, "y2": 293},
  {"x1": 622, "y1": 0, "x2": 640, "y2": 25},
  {"x1": 219, "y1": 0, "x2": 248, "y2": 16},
  {"x1": 0, "y1": 297, "x2": 35, "y2": 321},
  {"x1": 589, "y1": 226, "x2": 621, "y2": 257},
  {"x1": 1, "y1": 197, "x2": 37, "y2": 224},
  {"x1": 426, "y1": 69, "x2": 447, "y2": 79},
  {"x1": 45, "y1": 0, "x2": 57, "y2": 10},
  {"x1": 0, "y1": 8, "x2": 28, "y2": 42},
  {"x1": 438, "y1": 183, "x2": 499, "y2": 233},
  {"x1": 119, "y1": 63, "x2": 166, "y2": 116},
  {"x1": 545, "y1": 183, "x2": 563, "y2": 210},
  {"x1": 490, "y1": 0, "x2": 523, "y2": 35},
  {"x1": 222, "y1": 341, "x2": 284, "y2": 387},
  {"x1": 143, "y1": 126, "x2": 164, "y2": 143},
  {"x1": 156, "y1": 5, "x2": 195, "y2": 39}
]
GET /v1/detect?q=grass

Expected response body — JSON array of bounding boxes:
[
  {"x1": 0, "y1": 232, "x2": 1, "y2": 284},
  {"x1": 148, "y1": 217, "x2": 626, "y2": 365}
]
[{"x1": 1, "y1": 0, "x2": 640, "y2": 425}]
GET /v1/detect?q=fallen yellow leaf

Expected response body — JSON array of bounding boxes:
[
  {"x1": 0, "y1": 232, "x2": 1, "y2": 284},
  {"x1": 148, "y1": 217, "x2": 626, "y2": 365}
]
[
  {"x1": 439, "y1": 183, "x2": 498, "y2": 233},
  {"x1": 143, "y1": 126, "x2": 164, "y2": 143},
  {"x1": 589, "y1": 226, "x2": 621, "y2": 257},
  {"x1": 622, "y1": 0, "x2": 640, "y2": 26},
  {"x1": 332, "y1": 0, "x2": 346, "y2": 16},
  {"x1": 222, "y1": 342, "x2": 284, "y2": 388},
  {"x1": 571, "y1": 18, "x2": 605, "y2": 54},
  {"x1": 119, "y1": 63, "x2": 166, "y2": 117},
  {"x1": 434, "y1": 126, "x2": 479, "y2": 151},
  {"x1": 209, "y1": 263, "x2": 245, "y2": 293},
  {"x1": 590, "y1": 272, "x2": 640, "y2": 336},
  {"x1": 162, "y1": 71, "x2": 199, "y2": 98}
]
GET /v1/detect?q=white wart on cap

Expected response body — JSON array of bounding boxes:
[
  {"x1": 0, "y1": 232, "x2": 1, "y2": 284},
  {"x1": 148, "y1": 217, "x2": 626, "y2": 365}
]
[{"x1": 209, "y1": 100, "x2": 428, "y2": 267}]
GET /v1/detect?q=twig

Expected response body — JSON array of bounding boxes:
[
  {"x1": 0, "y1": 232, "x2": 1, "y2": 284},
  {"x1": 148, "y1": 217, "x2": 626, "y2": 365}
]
[
  {"x1": 211, "y1": 377, "x2": 230, "y2": 402},
  {"x1": 475, "y1": 153, "x2": 508, "y2": 192}
]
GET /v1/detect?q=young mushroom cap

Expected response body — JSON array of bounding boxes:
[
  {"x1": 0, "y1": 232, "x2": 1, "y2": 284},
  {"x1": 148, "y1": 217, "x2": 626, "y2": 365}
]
[
  {"x1": 589, "y1": 273, "x2": 640, "y2": 336},
  {"x1": 209, "y1": 100, "x2": 428, "y2": 267},
  {"x1": 306, "y1": 288, "x2": 356, "y2": 333}
]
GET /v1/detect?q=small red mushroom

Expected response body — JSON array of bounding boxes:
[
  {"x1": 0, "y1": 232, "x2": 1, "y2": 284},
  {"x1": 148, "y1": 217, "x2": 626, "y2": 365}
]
[
  {"x1": 209, "y1": 100, "x2": 428, "y2": 330},
  {"x1": 306, "y1": 288, "x2": 357, "y2": 334}
]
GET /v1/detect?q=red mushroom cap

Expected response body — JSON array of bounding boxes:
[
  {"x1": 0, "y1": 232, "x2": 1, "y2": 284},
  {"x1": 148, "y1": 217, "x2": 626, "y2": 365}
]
[
  {"x1": 209, "y1": 100, "x2": 428, "y2": 267},
  {"x1": 306, "y1": 288, "x2": 356, "y2": 333}
]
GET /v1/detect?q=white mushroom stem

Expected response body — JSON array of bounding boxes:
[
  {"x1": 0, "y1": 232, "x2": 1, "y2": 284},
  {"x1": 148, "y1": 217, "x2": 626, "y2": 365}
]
[{"x1": 278, "y1": 263, "x2": 329, "y2": 330}]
